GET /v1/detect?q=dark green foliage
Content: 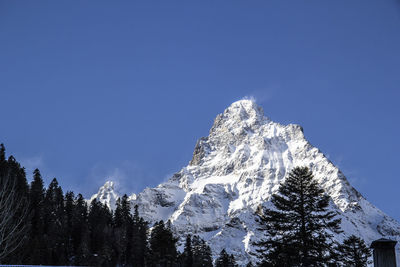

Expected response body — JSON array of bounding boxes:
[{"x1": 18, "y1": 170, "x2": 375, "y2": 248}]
[
  {"x1": 87, "y1": 198, "x2": 114, "y2": 266},
  {"x1": 149, "y1": 220, "x2": 179, "y2": 267},
  {"x1": 43, "y1": 178, "x2": 66, "y2": 265},
  {"x1": 30, "y1": 169, "x2": 45, "y2": 234},
  {"x1": 192, "y1": 235, "x2": 213, "y2": 267},
  {"x1": 6, "y1": 155, "x2": 29, "y2": 196},
  {"x1": 64, "y1": 191, "x2": 75, "y2": 261},
  {"x1": 71, "y1": 193, "x2": 90, "y2": 265},
  {"x1": 114, "y1": 194, "x2": 133, "y2": 265},
  {"x1": 336, "y1": 235, "x2": 371, "y2": 267},
  {"x1": 179, "y1": 234, "x2": 213, "y2": 267},
  {"x1": 215, "y1": 249, "x2": 237, "y2": 267},
  {"x1": 182, "y1": 234, "x2": 194, "y2": 267},
  {"x1": 254, "y1": 166, "x2": 342, "y2": 266},
  {"x1": 114, "y1": 194, "x2": 132, "y2": 228},
  {"x1": 26, "y1": 169, "x2": 46, "y2": 264},
  {"x1": 131, "y1": 204, "x2": 149, "y2": 267},
  {"x1": 0, "y1": 144, "x2": 5, "y2": 163},
  {"x1": 0, "y1": 145, "x2": 154, "y2": 266}
]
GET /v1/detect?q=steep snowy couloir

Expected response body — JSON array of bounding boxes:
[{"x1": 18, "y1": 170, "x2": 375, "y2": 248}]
[{"x1": 91, "y1": 99, "x2": 400, "y2": 265}]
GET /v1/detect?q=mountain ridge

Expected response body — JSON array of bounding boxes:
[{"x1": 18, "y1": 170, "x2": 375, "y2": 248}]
[{"x1": 91, "y1": 99, "x2": 400, "y2": 265}]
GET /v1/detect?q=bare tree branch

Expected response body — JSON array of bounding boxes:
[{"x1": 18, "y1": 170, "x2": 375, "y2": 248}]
[{"x1": 0, "y1": 171, "x2": 29, "y2": 262}]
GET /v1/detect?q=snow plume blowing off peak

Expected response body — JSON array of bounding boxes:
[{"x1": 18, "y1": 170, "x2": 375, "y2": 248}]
[
  {"x1": 213, "y1": 99, "x2": 267, "y2": 129},
  {"x1": 91, "y1": 100, "x2": 400, "y2": 265}
]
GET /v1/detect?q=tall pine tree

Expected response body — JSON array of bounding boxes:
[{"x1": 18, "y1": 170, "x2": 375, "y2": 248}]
[
  {"x1": 149, "y1": 220, "x2": 178, "y2": 267},
  {"x1": 215, "y1": 249, "x2": 237, "y2": 267},
  {"x1": 131, "y1": 204, "x2": 148, "y2": 267},
  {"x1": 72, "y1": 193, "x2": 90, "y2": 265},
  {"x1": 192, "y1": 235, "x2": 213, "y2": 267},
  {"x1": 27, "y1": 169, "x2": 46, "y2": 264},
  {"x1": 87, "y1": 198, "x2": 114, "y2": 266},
  {"x1": 43, "y1": 178, "x2": 66, "y2": 265},
  {"x1": 254, "y1": 166, "x2": 341, "y2": 266},
  {"x1": 113, "y1": 194, "x2": 133, "y2": 266},
  {"x1": 181, "y1": 234, "x2": 194, "y2": 267},
  {"x1": 336, "y1": 235, "x2": 371, "y2": 267}
]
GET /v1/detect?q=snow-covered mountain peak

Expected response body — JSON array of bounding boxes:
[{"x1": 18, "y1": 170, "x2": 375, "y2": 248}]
[
  {"x1": 209, "y1": 99, "x2": 267, "y2": 135},
  {"x1": 91, "y1": 100, "x2": 400, "y2": 265},
  {"x1": 91, "y1": 180, "x2": 138, "y2": 209},
  {"x1": 103, "y1": 180, "x2": 115, "y2": 189},
  {"x1": 90, "y1": 180, "x2": 119, "y2": 210},
  {"x1": 223, "y1": 99, "x2": 265, "y2": 122}
]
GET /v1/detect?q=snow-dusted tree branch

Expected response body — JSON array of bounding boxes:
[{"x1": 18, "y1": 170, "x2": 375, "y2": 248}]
[{"x1": 0, "y1": 171, "x2": 28, "y2": 262}]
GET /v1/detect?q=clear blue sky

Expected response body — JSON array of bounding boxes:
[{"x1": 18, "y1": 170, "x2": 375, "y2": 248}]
[{"x1": 1, "y1": 1, "x2": 399, "y2": 220}]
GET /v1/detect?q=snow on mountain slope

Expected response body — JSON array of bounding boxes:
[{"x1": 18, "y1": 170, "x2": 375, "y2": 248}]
[
  {"x1": 91, "y1": 99, "x2": 400, "y2": 265},
  {"x1": 90, "y1": 181, "x2": 136, "y2": 210}
]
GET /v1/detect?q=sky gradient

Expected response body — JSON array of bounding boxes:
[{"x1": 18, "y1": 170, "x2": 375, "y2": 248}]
[{"x1": 1, "y1": 1, "x2": 400, "y2": 220}]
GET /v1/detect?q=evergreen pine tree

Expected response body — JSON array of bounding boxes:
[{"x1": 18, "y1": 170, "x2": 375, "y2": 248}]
[
  {"x1": 88, "y1": 198, "x2": 114, "y2": 266},
  {"x1": 336, "y1": 235, "x2": 371, "y2": 267},
  {"x1": 27, "y1": 169, "x2": 46, "y2": 264},
  {"x1": 149, "y1": 220, "x2": 178, "y2": 267},
  {"x1": 183, "y1": 234, "x2": 194, "y2": 267},
  {"x1": 254, "y1": 166, "x2": 341, "y2": 266},
  {"x1": 0, "y1": 144, "x2": 6, "y2": 172},
  {"x1": 88, "y1": 199, "x2": 113, "y2": 266},
  {"x1": 113, "y1": 194, "x2": 133, "y2": 265},
  {"x1": 64, "y1": 191, "x2": 76, "y2": 264},
  {"x1": 215, "y1": 249, "x2": 237, "y2": 267},
  {"x1": 192, "y1": 235, "x2": 213, "y2": 267},
  {"x1": 6, "y1": 155, "x2": 29, "y2": 196},
  {"x1": 131, "y1": 204, "x2": 148, "y2": 267},
  {"x1": 215, "y1": 249, "x2": 229, "y2": 267},
  {"x1": 43, "y1": 178, "x2": 67, "y2": 265},
  {"x1": 229, "y1": 255, "x2": 237, "y2": 267},
  {"x1": 72, "y1": 194, "x2": 90, "y2": 266},
  {"x1": 88, "y1": 199, "x2": 104, "y2": 254}
]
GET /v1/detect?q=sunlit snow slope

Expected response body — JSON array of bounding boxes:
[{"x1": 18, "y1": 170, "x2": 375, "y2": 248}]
[{"x1": 91, "y1": 100, "x2": 400, "y2": 265}]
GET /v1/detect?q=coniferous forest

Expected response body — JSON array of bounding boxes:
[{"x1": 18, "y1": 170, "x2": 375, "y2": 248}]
[
  {"x1": 0, "y1": 144, "x2": 232, "y2": 267},
  {"x1": 0, "y1": 144, "x2": 372, "y2": 267}
]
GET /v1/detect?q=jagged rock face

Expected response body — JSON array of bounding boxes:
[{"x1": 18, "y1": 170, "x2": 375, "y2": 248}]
[
  {"x1": 90, "y1": 181, "x2": 120, "y2": 210},
  {"x1": 91, "y1": 100, "x2": 400, "y2": 265},
  {"x1": 90, "y1": 181, "x2": 136, "y2": 210}
]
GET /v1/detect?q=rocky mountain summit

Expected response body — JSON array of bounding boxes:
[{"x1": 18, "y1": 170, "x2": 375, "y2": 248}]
[
  {"x1": 90, "y1": 181, "x2": 120, "y2": 210},
  {"x1": 91, "y1": 99, "x2": 400, "y2": 265}
]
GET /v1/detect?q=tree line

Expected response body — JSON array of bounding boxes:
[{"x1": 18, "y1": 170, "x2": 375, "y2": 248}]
[
  {"x1": 0, "y1": 144, "x2": 236, "y2": 266},
  {"x1": 0, "y1": 144, "x2": 372, "y2": 266}
]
